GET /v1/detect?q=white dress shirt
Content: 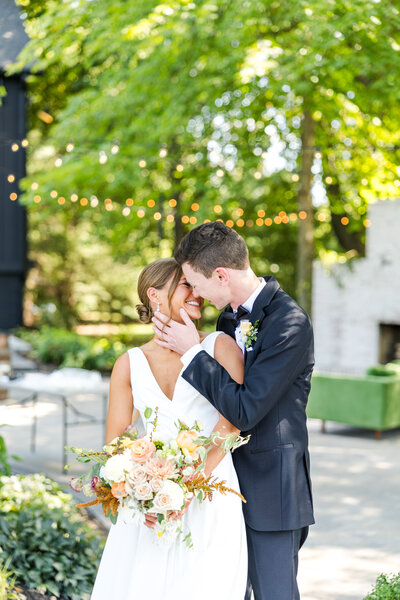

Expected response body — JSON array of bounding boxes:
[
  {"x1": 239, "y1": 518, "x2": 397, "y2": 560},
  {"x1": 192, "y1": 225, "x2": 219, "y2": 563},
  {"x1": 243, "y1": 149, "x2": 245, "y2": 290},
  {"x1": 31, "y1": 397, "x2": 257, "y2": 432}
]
[{"x1": 181, "y1": 277, "x2": 266, "y2": 366}]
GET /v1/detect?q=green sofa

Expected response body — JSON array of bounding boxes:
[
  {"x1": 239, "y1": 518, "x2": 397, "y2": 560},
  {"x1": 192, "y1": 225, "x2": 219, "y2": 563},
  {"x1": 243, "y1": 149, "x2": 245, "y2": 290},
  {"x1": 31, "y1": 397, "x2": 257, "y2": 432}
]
[{"x1": 307, "y1": 373, "x2": 400, "y2": 439}]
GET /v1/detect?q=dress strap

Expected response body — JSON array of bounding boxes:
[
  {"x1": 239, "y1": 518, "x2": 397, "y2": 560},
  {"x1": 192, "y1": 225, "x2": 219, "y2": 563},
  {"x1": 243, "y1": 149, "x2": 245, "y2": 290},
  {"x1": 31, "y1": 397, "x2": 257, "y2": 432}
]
[{"x1": 200, "y1": 331, "x2": 224, "y2": 358}]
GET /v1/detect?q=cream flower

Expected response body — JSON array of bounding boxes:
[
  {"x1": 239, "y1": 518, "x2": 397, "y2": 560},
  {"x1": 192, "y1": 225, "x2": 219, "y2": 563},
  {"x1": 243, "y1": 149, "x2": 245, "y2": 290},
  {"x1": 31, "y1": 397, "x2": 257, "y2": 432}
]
[{"x1": 150, "y1": 480, "x2": 185, "y2": 513}]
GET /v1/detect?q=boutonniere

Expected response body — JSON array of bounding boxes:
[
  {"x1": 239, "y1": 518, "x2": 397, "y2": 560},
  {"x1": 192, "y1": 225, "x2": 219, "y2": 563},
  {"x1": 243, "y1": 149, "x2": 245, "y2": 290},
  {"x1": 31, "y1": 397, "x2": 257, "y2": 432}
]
[{"x1": 240, "y1": 320, "x2": 259, "y2": 351}]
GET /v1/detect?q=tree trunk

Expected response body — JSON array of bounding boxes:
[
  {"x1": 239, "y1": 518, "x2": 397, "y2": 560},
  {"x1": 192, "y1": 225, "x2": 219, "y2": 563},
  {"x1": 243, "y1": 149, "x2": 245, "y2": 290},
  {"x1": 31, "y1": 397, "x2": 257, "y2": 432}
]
[{"x1": 296, "y1": 109, "x2": 315, "y2": 316}]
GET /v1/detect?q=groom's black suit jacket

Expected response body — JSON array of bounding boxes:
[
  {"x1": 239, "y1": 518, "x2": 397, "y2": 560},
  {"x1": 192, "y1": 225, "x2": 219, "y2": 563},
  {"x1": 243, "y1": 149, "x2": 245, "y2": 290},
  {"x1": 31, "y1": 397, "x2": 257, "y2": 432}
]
[{"x1": 182, "y1": 276, "x2": 315, "y2": 532}]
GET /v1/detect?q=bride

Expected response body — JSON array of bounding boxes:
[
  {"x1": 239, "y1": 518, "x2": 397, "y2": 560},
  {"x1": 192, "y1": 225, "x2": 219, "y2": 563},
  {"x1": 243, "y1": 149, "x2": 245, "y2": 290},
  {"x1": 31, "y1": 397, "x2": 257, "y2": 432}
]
[{"x1": 90, "y1": 258, "x2": 247, "y2": 600}]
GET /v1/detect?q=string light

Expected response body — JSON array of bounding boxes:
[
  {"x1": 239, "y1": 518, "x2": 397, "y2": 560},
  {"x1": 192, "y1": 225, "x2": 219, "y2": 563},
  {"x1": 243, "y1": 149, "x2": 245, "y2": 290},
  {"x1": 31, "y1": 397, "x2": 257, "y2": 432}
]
[
  {"x1": 7, "y1": 174, "x2": 15, "y2": 183},
  {"x1": 341, "y1": 216, "x2": 349, "y2": 225},
  {"x1": 213, "y1": 205, "x2": 222, "y2": 214},
  {"x1": 66, "y1": 143, "x2": 74, "y2": 152},
  {"x1": 71, "y1": 194, "x2": 78, "y2": 202},
  {"x1": 236, "y1": 219, "x2": 245, "y2": 227},
  {"x1": 274, "y1": 216, "x2": 282, "y2": 224},
  {"x1": 226, "y1": 219, "x2": 234, "y2": 227},
  {"x1": 122, "y1": 207, "x2": 130, "y2": 216},
  {"x1": 256, "y1": 218, "x2": 263, "y2": 226},
  {"x1": 126, "y1": 198, "x2": 134, "y2": 206},
  {"x1": 147, "y1": 199, "x2": 155, "y2": 207},
  {"x1": 169, "y1": 198, "x2": 177, "y2": 207},
  {"x1": 191, "y1": 203, "x2": 199, "y2": 211},
  {"x1": 50, "y1": 190, "x2": 58, "y2": 198},
  {"x1": 33, "y1": 195, "x2": 41, "y2": 203},
  {"x1": 159, "y1": 148, "x2": 168, "y2": 158},
  {"x1": 58, "y1": 197, "x2": 65, "y2": 205},
  {"x1": 154, "y1": 212, "x2": 162, "y2": 220},
  {"x1": 292, "y1": 174, "x2": 299, "y2": 182},
  {"x1": 31, "y1": 182, "x2": 39, "y2": 190},
  {"x1": 181, "y1": 215, "x2": 189, "y2": 224},
  {"x1": 176, "y1": 164, "x2": 184, "y2": 172},
  {"x1": 299, "y1": 211, "x2": 307, "y2": 220},
  {"x1": 137, "y1": 209, "x2": 145, "y2": 218},
  {"x1": 289, "y1": 213, "x2": 298, "y2": 221},
  {"x1": 139, "y1": 159, "x2": 147, "y2": 168},
  {"x1": 166, "y1": 214, "x2": 174, "y2": 223},
  {"x1": 55, "y1": 158, "x2": 62, "y2": 167},
  {"x1": 265, "y1": 218, "x2": 272, "y2": 226},
  {"x1": 11, "y1": 143, "x2": 19, "y2": 152},
  {"x1": 257, "y1": 209, "x2": 265, "y2": 218},
  {"x1": 10, "y1": 193, "x2": 17, "y2": 201},
  {"x1": 21, "y1": 139, "x2": 29, "y2": 148},
  {"x1": 80, "y1": 198, "x2": 88, "y2": 206}
]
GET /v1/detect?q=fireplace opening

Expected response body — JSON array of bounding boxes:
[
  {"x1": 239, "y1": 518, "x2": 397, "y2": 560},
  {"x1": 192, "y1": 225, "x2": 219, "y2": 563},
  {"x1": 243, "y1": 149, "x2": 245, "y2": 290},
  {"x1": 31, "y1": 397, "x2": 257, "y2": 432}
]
[{"x1": 379, "y1": 324, "x2": 400, "y2": 364}]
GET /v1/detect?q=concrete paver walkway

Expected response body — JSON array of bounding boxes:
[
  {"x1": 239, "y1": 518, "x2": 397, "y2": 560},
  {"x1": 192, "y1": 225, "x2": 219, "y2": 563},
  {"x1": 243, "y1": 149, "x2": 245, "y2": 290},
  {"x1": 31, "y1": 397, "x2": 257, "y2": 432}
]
[{"x1": 1, "y1": 386, "x2": 399, "y2": 599}]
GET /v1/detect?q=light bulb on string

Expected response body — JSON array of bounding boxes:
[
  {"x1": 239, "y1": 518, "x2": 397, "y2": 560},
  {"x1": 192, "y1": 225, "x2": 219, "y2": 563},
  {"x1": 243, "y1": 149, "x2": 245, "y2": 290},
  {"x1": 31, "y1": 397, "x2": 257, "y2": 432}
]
[
  {"x1": 55, "y1": 158, "x2": 62, "y2": 167},
  {"x1": 21, "y1": 139, "x2": 29, "y2": 148},
  {"x1": 99, "y1": 151, "x2": 108, "y2": 164},
  {"x1": 66, "y1": 143, "x2": 74, "y2": 152},
  {"x1": 137, "y1": 209, "x2": 145, "y2": 218},
  {"x1": 11, "y1": 143, "x2": 19, "y2": 152},
  {"x1": 159, "y1": 148, "x2": 168, "y2": 158},
  {"x1": 7, "y1": 174, "x2": 15, "y2": 183},
  {"x1": 111, "y1": 143, "x2": 119, "y2": 155}
]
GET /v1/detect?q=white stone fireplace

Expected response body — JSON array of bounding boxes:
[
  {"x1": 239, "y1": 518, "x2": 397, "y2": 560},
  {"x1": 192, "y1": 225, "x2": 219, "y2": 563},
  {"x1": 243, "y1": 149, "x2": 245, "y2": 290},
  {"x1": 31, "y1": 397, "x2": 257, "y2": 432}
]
[{"x1": 312, "y1": 200, "x2": 400, "y2": 375}]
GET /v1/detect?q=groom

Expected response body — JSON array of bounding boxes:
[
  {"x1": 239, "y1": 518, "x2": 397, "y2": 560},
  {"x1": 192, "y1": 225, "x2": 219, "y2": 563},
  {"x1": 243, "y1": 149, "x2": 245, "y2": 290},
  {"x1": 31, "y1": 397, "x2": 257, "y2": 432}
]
[{"x1": 153, "y1": 221, "x2": 314, "y2": 600}]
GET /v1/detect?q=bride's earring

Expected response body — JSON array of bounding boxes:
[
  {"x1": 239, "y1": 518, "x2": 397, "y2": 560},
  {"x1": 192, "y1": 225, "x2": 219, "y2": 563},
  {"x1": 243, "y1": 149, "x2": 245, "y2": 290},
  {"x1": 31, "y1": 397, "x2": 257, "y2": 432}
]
[{"x1": 156, "y1": 302, "x2": 160, "y2": 312}]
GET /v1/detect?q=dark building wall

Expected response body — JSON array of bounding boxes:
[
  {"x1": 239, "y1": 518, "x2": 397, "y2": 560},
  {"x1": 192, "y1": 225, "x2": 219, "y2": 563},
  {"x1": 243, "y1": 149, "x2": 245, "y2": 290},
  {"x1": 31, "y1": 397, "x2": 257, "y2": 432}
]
[{"x1": 0, "y1": 74, "x2": 28, "y2": 330}]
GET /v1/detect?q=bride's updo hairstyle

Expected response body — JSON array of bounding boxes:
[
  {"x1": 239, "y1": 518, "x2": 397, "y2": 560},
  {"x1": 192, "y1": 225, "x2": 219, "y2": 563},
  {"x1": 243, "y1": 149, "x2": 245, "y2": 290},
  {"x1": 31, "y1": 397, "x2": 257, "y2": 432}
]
[{"x1": 136, "y1": 258, "x2": 182, "y2": 324}]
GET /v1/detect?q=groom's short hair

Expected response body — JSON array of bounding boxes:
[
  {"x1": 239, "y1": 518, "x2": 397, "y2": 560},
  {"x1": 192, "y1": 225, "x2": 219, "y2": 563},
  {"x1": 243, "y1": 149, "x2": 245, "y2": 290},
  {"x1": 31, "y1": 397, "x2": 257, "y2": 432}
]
[{"x1": 174, "y1": 221, "x2": 249, "y2": 277}]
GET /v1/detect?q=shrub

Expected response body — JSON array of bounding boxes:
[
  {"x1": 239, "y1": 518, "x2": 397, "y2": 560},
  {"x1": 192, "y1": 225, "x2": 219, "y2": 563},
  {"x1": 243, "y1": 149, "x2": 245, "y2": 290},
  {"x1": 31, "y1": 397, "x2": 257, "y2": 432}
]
[
  {"x1": 364, "y1": 573, "x2": 400, "y2": 600},
  {"x1": 0, "y1": 474, "x2": 104, "y2": 600},
  {"x1": 15, "y1": 327, "x2": 151, "y2": 371}
]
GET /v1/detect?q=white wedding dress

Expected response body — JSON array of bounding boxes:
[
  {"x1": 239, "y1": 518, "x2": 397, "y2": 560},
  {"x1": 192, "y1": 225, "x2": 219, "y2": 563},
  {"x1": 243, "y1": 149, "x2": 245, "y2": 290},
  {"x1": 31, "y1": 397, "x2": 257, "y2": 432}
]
[{"x1": 91, "y1": 332, "x2": 247, "y2": 600}]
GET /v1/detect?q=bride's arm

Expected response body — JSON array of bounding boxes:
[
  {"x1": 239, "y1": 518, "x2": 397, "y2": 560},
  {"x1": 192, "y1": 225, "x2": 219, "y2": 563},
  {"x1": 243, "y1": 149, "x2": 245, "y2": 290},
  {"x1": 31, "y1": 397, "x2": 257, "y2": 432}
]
[
  {"x1": 202, "y1": 334, "x2": 244, "y2": 477},
  {"x1": 106, "y1": 353, "x2": 133, "y2": 444}
]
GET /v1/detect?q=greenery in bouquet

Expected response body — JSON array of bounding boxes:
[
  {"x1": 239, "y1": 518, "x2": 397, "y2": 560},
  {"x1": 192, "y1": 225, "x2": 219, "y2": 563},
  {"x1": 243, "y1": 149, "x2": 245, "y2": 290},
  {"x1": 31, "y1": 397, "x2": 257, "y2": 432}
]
[{"x1": 69, "y1": 407, "x2": 249, "y2": 546}]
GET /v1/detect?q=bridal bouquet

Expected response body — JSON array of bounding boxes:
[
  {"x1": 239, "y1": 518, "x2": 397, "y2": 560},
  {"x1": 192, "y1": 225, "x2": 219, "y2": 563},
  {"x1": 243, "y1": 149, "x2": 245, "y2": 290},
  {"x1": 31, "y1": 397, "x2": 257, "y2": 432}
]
[{"x1": 68, "y1": 408, "x2": 249, "y2": 546}]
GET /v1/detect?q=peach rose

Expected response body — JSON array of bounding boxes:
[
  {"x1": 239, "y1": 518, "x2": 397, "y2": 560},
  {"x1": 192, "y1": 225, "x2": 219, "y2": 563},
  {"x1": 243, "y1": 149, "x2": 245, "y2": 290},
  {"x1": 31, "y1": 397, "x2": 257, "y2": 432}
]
[
  {"x1": 144, "y1": 457, "x2": 177, "y2": 479},
  {"x1": 134, "y1": 482, "x2": 153, "y2": 501},
  {"x1": 176, "y1": 430, "x2": 200, "y2": 457},
  {"x1": 150, "y1": 477, "x2": 163, "y2": 492},
  {"x1": 111, "y1": 481, "x2": 127, "y2": 499},
  {"x1": 130, "y1": 438, "x2": 156, "y2": 464},
  {"x1": 127, "y1": 465, "x2": 147, "y2": 486},
  {"x1": 151, "y1": 480, "x2": 185, "y2": 512}
]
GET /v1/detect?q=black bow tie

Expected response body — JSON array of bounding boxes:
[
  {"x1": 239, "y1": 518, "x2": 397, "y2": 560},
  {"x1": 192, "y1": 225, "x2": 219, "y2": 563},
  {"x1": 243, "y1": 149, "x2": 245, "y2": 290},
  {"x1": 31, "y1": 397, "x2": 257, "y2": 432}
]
[{"x1": 221, "y1": 305, "x2": 250, "y2": 327}]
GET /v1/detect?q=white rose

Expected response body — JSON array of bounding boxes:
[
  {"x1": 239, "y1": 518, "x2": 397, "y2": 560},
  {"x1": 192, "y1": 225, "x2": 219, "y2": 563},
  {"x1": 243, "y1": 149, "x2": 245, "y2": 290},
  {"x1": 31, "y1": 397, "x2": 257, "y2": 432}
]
[
  {"x1": 150, "y1": 480, "x2": 185, "y2": 513},
  {"x1": 182, "y1": 466, "x2": 195, "y2": 478},
  {"x1": 101, "y1": 452, "x2": 133, "y2": 483}
]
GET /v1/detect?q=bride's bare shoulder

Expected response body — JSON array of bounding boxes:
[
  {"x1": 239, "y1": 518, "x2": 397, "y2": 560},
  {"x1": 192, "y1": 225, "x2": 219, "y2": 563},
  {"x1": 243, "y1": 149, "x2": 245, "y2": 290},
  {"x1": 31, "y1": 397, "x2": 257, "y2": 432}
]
[{"x1": 111, "y1": 351, "x2": 130, "y2": 381}]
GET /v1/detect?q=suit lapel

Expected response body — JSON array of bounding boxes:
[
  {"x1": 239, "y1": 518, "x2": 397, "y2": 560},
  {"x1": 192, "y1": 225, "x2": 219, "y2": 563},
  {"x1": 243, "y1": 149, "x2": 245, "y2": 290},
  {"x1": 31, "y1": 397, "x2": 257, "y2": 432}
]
[{"x1": 244, "y1": 277, "x2": 281, "y2": 371}]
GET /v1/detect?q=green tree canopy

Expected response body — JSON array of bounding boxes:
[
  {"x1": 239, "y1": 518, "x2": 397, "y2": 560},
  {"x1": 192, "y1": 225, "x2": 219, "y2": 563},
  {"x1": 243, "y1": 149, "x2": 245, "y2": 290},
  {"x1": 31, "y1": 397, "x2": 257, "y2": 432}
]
[{"x1": 8, "y1": 0, "x2": 400, "y2": 322}]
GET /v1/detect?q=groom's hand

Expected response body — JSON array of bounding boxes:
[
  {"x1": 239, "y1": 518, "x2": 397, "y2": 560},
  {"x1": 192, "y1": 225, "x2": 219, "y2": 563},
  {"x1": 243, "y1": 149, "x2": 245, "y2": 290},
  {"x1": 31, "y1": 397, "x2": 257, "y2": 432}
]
[{"x1": 152, "y1": 309, "x2": 200, "y2": 355}]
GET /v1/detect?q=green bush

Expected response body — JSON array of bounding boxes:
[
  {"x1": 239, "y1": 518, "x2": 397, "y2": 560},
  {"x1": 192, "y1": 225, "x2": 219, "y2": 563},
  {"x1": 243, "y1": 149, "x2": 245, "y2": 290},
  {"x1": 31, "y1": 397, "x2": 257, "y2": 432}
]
[
  {"x1": 0, "y1": 474, "x2": 104, "y2": 600},
  {"x1": 15, "y1": 327, "x2": 151, "y2": 371},
  {"x1": 364, "y1": 573, "x2": 400, "y2": 599}
]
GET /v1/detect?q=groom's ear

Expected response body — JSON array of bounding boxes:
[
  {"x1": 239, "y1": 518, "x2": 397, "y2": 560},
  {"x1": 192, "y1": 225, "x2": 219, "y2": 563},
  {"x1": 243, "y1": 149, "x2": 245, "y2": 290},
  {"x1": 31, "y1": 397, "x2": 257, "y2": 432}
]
[{"x1": 213, "y1": 267, "x2": 230, "y2": 286}]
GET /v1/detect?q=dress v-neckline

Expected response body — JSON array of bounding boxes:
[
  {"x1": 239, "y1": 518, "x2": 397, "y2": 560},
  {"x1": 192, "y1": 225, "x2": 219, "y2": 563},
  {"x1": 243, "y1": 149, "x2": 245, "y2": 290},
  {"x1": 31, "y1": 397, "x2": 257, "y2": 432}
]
[{"x1": 137, "y1": 347, "x2": 185, "y2": 403}]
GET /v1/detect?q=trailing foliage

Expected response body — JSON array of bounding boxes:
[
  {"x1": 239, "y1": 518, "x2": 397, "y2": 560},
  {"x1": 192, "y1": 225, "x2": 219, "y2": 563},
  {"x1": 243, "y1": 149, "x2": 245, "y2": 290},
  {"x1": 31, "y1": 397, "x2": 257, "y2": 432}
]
[
  {"x1": 364, "y1": 573, "x2": 400, "y2": 600},
  {"x1": 0, "y1": 474, "x2": 104, "y2": 600}
]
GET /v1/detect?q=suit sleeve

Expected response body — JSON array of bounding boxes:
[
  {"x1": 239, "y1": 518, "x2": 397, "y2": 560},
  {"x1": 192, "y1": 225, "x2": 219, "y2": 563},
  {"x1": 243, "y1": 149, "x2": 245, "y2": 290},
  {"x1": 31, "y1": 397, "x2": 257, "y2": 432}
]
[{"x1": 182, "y1": 311, "x2": 313, "y2": 431}]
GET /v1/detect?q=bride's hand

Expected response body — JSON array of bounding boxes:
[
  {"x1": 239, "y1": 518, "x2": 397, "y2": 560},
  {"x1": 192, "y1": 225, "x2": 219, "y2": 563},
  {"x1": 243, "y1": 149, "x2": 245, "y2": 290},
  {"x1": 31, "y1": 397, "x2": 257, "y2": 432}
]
[
  {"x1": 168, "y1": 497, "x2": 193, "y2": 521},
  {"x1": 144, "y1": 513, "x2": 158, "y2": 529},
  {"x1": 152, "y1": 309, "x2": 200, "y2": 355}
]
